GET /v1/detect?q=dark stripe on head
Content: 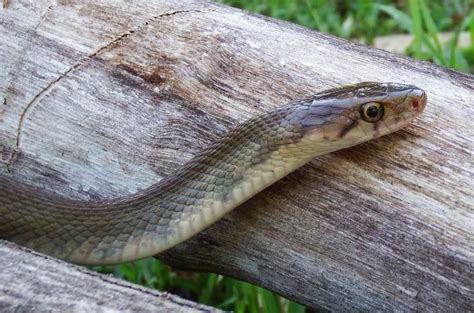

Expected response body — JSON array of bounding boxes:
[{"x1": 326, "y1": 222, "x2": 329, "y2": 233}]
[{"x1": 338, "y1": 119, "x2": 358, "y2": 138}]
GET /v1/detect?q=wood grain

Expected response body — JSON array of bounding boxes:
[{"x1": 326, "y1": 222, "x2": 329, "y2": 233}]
[
  {"x1": 0, "y1": 240, "x2": 220, "y2": 312},
  {"x1": 0, "y1": 1, "x2": 473, "y2": 311}
]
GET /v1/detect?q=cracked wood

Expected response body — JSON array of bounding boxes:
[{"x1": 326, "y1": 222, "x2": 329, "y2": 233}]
[{"x1": 0, "y1": 1, "x2": 473, "y2": 312}]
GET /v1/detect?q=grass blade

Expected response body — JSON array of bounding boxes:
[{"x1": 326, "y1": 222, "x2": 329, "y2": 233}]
[
  {"x1": 305, "y1": 0, "x2": 325, "y2": 32},
  {"x1": 374, "y1": 4, "x2": 412, "y2": 32},
  {"x1": 198, "y1": 273, "x2": 218, "y2": 304},
  {"x1": 288, "y1": 300, "x2": 306, "y2": 313},
  {"x1": 418, "y1": 0, "x2": 446, "y2": 65},
  {"x1": 259, "y1": 287, "x2": 281, "y2": 313},
  {"x1": 408, "y1": 0, "x2": 423, "y2": 59}
]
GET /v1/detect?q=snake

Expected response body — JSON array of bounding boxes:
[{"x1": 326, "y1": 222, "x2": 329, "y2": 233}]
[{"x1": 0, "y1": 82, "x2": 426, "y2": 265}]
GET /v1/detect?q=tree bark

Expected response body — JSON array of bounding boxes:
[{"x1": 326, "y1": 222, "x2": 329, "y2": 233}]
[
  {"x1": 0, "y1": 240, "x2": 220, "y2": 312},
  {"x1": 0, "y1": 1, "x2": 472, "y2": 312}
]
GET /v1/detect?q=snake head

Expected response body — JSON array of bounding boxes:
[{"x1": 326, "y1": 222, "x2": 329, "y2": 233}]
[{"x1": 299, "y1": 82, "x2": 427, "y2": 152}]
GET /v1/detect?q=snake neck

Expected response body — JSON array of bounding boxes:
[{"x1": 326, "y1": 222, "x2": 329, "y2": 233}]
[{"x1": 0, "y1": 104, "x2": 329, "y2": 264}]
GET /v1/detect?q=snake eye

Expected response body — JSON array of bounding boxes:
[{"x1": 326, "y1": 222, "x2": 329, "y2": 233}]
[{"x1": 360, "y1": 102, "x2": 384, "y2": 123}]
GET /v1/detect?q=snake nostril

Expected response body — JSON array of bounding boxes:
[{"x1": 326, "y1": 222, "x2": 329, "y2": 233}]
[{"x1": 412, "y1": 99, "x2": 419, "y2": 111}]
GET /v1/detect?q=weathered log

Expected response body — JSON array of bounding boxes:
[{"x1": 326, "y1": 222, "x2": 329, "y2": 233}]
[
  {"x1": 0, "y1": 1, "x2": 472, "y2": 312},
  {"x1": 0, "y1": 240, "x2": 220, "y2": 312}
]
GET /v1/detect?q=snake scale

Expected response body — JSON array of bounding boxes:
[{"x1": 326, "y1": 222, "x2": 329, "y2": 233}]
[{"x1": 0, "y1": 82, "x2": 426, "y2": 264}]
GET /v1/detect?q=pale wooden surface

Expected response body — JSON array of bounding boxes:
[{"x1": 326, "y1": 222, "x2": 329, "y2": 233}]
[
  {"x1": 0, "y1": 1, "x2": 473, "y2": 312},
  {"x1": 0, "y1": 240, "x2": 220, "y2": 313}
]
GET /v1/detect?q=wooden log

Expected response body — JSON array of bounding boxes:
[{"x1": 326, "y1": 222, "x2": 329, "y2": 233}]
[
  {"x1": 1, "y1": 1, "x2": 472, "y2": 312},
  {"x1": 0, "y1": 240, "x2": 221, "y2": 312}
]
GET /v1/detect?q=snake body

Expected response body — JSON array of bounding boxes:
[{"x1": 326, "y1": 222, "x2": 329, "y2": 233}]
[{"x1": 0, "y1": 82, "x2": 426, "y2": 264}]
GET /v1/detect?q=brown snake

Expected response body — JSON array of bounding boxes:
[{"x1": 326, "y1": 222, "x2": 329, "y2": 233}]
[{"x1": 0, "y1": 82, "x2": 426, "y2": 264}]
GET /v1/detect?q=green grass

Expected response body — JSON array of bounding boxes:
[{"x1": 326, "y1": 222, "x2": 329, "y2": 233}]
[
  {"x1": 90, "y1": 258, "x2": 304, "y2": 312},
  {"x1": 222, "y1": 0, "x2": 473, "y2": 72},
  {"x1": 91, "y1": 1, "x2": 473, "y2": 312}
]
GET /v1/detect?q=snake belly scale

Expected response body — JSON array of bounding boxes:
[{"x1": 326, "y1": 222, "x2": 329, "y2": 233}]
[{"x1": 0, "y1": 82, "x2": 426, "y2": 264}]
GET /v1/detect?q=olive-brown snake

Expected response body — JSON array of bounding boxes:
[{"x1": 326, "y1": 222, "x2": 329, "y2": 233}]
[{"x1": 0, "y1": 82, "x2": 426, "y2": 264}]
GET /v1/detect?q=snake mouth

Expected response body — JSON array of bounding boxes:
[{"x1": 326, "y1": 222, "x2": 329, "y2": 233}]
[{"x1": 408, "y1": 88, "x2": 427, "y2": 115}]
